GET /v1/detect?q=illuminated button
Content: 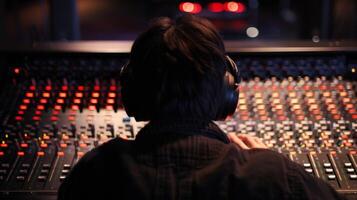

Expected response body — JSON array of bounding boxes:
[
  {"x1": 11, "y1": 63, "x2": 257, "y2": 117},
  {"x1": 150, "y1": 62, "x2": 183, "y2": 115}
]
[
  {"x1": 303, "y1": 163, "x2": 311, "y2": 168},
  {"x1": 345, "y1": 163, "x2": 353, "y2": 167},
  {"x1": 92, "y1": 92, "x2": 100, "y2": 98},
  {"x1": 57, "y1": 152, "x2": 65, "y2": 157},
  {"x1": 19, "y1": 105, "x2": 27, "y2": 110},
  {"x1": 325, "y1": 168, "x2": 333, "y2": 173},
  {"x1": 37, "y1": 105, "x2": 45, "y2": 110},
  {"x1": 327, "y1": 175, "x2": 336, "y2": 180},
  {"x1": 26, "y1": 92, "x2": 34, "y2": 98},
  {"x1": 37, "y1": 151, "x2": 45, "y2": 156},
  {"x1": 64, "y1": 164, "x2": 71, "y2": 169},
  {"x1": 0, "y1": 151, "x2": 4, "y2": 156},
  {"x1": 57, "y1": 99, "x2": 64, "y2": 104},
  {"x1": 19, "y1": 169, "x2": 28, "y2": 174},
  {"x1": 73, "y1": 99, "x2": 81, "y2": 104},
  {"x1": 106, "y1": 105, "x2": 113, "y2": 111},
  {"x1": 88, "y1": 105, "x2": 96, "y2": 111},
  {"x1": 75, "y1": 93, "x2": 83, "y2": 98},
  {"x1": 107, "y1": 99, "x2": 115, "y2": 104},
  {"x1": 43, "y1": 92, "x2": 50, "y2": 98},
  {"x1": 18, "y1": 152, "x2": 25, "y2": 156},
  {"x1": 78, "y1": 86, "x2": 84, "y2": 91},
  {"x1": 23, "y1": 99, "x2": 30, "y2": 104},
  {"x1": 18, "y1": 110, "x2": 24, "y2": 115},
  {"x1": 350, "y1": 174, "x2": 357, "y2": 180},
  {"x1": 32, "y1": 116, "x2": 41, "y2": 121},
  {"x1": 305, "y1": 168, "x2": 313, "y2": 173},
  {"x1": 94, "y1": 85, "x2": 100, "y2": 91},
  {"x1": 54, "y1": 105, "x2": 62, "y2": 110},
  {"x1": 71, "y1": 105, "x2": 79, "y2": 110},
  {"x1": 60, "y1": 175, "x2": 66, "y2": 181},
  {"x1": 40, "y1": 99, "x2": 47, "y2": 104},
  {"x1": 38, "y1": 176, "x2": 46, "y2": 181},
  {"x1": 59, "y1": 92, "x2": 67, "y2": 98},
  {"x1": 62, "y1": 85, "x2": 68, "y2": 91},
  {"x1": 40, "y1": 143, "x2": 48, "y2": 148},
  {"x1": 79, "y1": 143, "x2": 87, "y2": 148},
  {"x1": 62, "y1": 169, "x2": 70, "y2": 174},
  {"x1": 347, "y1": 168, "x2": 355, "y2": 173},
  {"x1": 16, "y1": 176, "x2": 25, "y2": 181},
  {"x1": 90, "y1": 99, "x2": 98, "y2": 104},
  {"x1": 68, "y1": 116, "x2": 75, "y2": 121},
  {"x1": 109, "y1": 85, "x2": 116, "y2": 91},
  {"x1": 20, "y1": 143, "x2": 28, "y2": 148},
  {"x1": 29, "y1": 85, "x2": 36, "y2": 90},
  {"x1": 60, "y1": 143, "x2": 67, "y2": 148},
  {"x1": 108, "y1": 92, "x2": 116, "y2": 98}
]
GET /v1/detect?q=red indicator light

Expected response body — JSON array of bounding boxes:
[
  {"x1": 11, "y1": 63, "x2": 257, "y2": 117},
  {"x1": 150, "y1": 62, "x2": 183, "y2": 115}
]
[
  {"x1": 57, "y1": 152, "x2": 64, "y2": 157},
  {"x1": 40, "y1": 99, "x2": 47, "y2": 104},
  {"x1": 14, "y1": 67, "x2": 20, "y2": 74},
  {"x1": 60, "y1": 143, "x2": 67, "y2": 148},
  {"x1": 71, "y1": 105, "x2": 79, "y2": 110},
  {"x1": 90, "y1": 99, "x2": 98, "y2": 104},
  {"x1": 208, "y1": 2, "x2": 224, "y2": 12},
  {"x1": 17, "y1": 111, "x2": 24, "y2": 115},
  {"x1": 0, "y1": 151, "x2": 4, "y2": 156},
  {"x1": 37, "y1": 151, "x2": 45, "y2": 156},
  {"x1": 179, "y1": 2, "x2": 202, "y2": 14},
  {"x1": 29, "y1": 85, "x2": 36, "y2": 90},
  {"x1": 43, "y1": 92, "x2": 50, "y2": 98},
  {"x1": 88, "y1": 105, "x2": 96, "y2": 111},
  {"x1": 51, "y1": 116, "x2": 59, "y2": 121},
  {"x1": 79, "y1": 143, "x2": 87, "y2": 148},
  {"x1": 57, "y1": 99, "x2": 64, "y2": 104},
  {"x1": 106, "y1": 105, "x2": 113, "y2": 111},
  {"x1": 109, "y1": 85, "x2": 116, "y2": 91},
  {"x1": 33, "y1": 116, "x2": 41, "y2": 121},
  {"x1": 75, "y1": 93, "x2": 83, "y2": 98},
  {"x1": 0, "y1": 143, "x2": 8, "y2": 148},
  {"x1": 20, "y1": 143, "x2": 28, "y2": 148},
  {"x1": 40, "y1": 143, "x2": 48, "y2": 148},
  {"x1": 94, "y1": 85, "x2": 100, "y2": 91},
  {"x1": 19, "y1": 105, "x2": 27, "y2": 110},
  {"x1": 45, "y1": 85, "x2": 52, "y2": 91},
  {"x1": 35, "y1": 111, "x2": 41, "y2": 115},
  {"x1": 26, "y1": 92, "x2": 34, "y2": 98},
  {"x1": 108, "y1": 92, "x2": 116, "y2": 98},
  {"x1": 18, "y1": 151, "x2": 25, "y2": 156},
  {"x1": 73, "y1": 99, "x2": 81, "y2": 104},
  {"x1": 107, "y1": 99, "x2": 115, "y2": 104},
  {"x1": 23, "y1": 99, "x2": 30, "y2": 104},
  {"x1": 15, "y1": 116, "x2": 23, "y2": 121},
  {"x1": 92, "y1": 92, "x2": 100, "y2": 98},
  {"x1": 59, "y1": 92, "x2": 67, "y2": 98},
  {"x1": 224, "y1": 2, "x2": 246, "y2": 13},
  {"x1": 62, "y1": 85, "x2": 68, "y2": 91},
  {"x1": 68, "y1": 116, "x2": 75, "y2": 121},
  {"x1": 54, "y1": 105, "x2": 62, "y2": 110},
  {"x1": 78, "y1": 86, "x2": 84, "y2": 91},
  {"x1": 37, "y1": 105, "x2": 45, "y2": 110}
]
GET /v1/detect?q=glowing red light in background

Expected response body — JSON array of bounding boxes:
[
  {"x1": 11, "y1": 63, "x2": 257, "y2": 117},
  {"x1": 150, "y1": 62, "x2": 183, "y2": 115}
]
[
  {"x1": 14, "y1": 67, "x2": 20, "y2": 74},
  {"x1": 224, "y1": 1, "x2": 246, "y2": 13},
  {"x1": 208, "y1": 2, "x2": 224, "y2": 13},
  {"x1": 179, "y1": 2, "x2": 202, "y2": 14}
]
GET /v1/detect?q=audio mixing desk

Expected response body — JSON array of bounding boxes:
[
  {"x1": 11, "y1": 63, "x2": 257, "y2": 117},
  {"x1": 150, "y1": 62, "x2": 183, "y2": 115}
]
[{"x1": 0, "y1": 41, "x2": 357, "y2": 199}]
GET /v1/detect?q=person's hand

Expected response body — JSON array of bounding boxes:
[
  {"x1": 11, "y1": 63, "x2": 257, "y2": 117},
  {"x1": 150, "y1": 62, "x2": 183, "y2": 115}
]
[{"x1": 228, "y1": 133, "x2": 267, "y2": 149}]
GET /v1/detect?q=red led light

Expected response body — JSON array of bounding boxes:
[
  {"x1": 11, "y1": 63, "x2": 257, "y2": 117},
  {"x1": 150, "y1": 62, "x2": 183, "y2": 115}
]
[
  {"x1": 18, "y1": 151, "x2": 25, "y2": 156},
  {"x1": 68, "y1": 116, "x2": 75, "y2": 121},
  {"x1": 179, "y1": 2, "x2": 202, "y2": 14},
  {"x1": 57, "y1": 151, "x2": 64, "y2": 157},
  {"x1": 109, "y1": 85, "x2": 116, "y2": 91},
  {"x1": 19, "y1": 105, "x2": 27, "y2": 110},
  {"x1": 107, "y1": 99, "x2": 115, "y2": 104},
  {"x1": 45, "y1": 85, "x2": 52, "y2": 91},
  {"x1": 15, "y1": 116, "x2": 23, "y2": 121},
  {"x1": 60, "y1": 143, "x2": 67, "y2": 148},
  {"x1": 26, "y1": 92, "x2": 34, "y2": 98},
  {"x1": 33, "y1": 116, "x2": 41, "y2": 121},
  {"x1": 62, "y1": 85, "x2": 68, "y2": 91},
  {"x1": 18, "y1": 110, "x2": 24, "y2": 115},
  {"x1": 88, "y1": 105, "x2": 96, "y2": 111},
  {"x1": 23, "y1": 99, "x2": 30, "y2": 104},
  {"x1": 79, "y1": 143, "x2": 87, "y2": 148},
  {"x1": 106, "y1": 105, "x2": 113, "y2": 111},
  {"x1": 54, "y1": 105, "x2": 62, "y2": 110},
  {"x1": 37, "y1": 105, "x2": 45, "y2": 110},
  {"x1": 224, "y1": 1, "x2": 246, "y2": 13},
  {"x1": 51, "y1": 116, "x2": 59, "y2": 121},
  {"x1": 71, "y1": 105, "x2": 79, "y2": 110},
  {"x1": 108, "y1": 92, "x2": 116, "y2": 98},
  {"x1": 57, "y1": 99, "x2": 64, "y2": 104},
  {"x1": 90, "y1": 99, "x2": 98, "y2": 104},
  {"x1": 59, "y1": 92, "x2": 67, "y2": 98},
  {"x1": 29, "y1": 85, "x2": 36, "y2": 90},
  {"x1": 14, "y1": 67, "x2": 20, "y2": 74},
  {"x1": 78, "y1": 86, "x2": 84, "y2": 91},
  {"x1": 37, "y1": 151, "x2": 45, "y2": 156},
  {"x1": 75, "y1": 93, "x2": 83, "y2": 98},
  {"x1": 92, "y1": 92, "x2": 100, "y2": 98},
  {"x1": 94, "y1": 85, "x2": 100, "y2": 91},
  {"x1": 208, "y1": 2, "x2": 224, "y2": 12},
  {"x1": 40, "y1": 143, "x2": 48, "y2": 148},
  {"x1": 20, "y1": 143, "x2": 28, "y2": 148},
  {"x1": 0, "y1": 143, "x2": 8, "y2": 148},
  {"x1": 43, "y1": 92, "x2": 50, "y2": 98},
  {"x1": 40, "y1": 99, "x2": 47, "y2": 104},
  {"x1": 73, "y1": 99, "x2": 81, "y2": 104},
  {"x1": 0, "y1": 151, "x2": 4, "y2": 156}
]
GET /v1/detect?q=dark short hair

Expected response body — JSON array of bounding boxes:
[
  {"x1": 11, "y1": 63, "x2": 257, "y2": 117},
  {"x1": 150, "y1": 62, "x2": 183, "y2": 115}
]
[{"x1": 125, "y1": 15, "x2": 228, "y2": 120}]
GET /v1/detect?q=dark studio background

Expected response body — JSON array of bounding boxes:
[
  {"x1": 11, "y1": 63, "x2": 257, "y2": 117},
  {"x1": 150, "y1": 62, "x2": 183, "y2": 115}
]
[{"x1": 0, "y1": 0, "x2": 356, "y2": 44}]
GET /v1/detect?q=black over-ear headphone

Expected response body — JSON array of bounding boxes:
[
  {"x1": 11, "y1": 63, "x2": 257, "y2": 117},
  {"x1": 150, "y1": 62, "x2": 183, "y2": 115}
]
[{"x1": 120, "y1": 55, "x2": 240, "y2": 121}]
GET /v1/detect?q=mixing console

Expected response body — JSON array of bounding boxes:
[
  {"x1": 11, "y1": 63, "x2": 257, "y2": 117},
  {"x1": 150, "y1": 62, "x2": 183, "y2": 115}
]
[{"x1": 0, "y1": 42, "x2": 357, "y2": 199}]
